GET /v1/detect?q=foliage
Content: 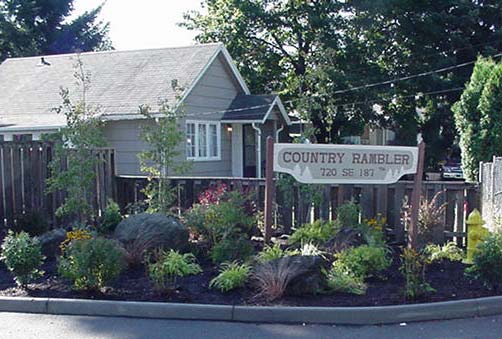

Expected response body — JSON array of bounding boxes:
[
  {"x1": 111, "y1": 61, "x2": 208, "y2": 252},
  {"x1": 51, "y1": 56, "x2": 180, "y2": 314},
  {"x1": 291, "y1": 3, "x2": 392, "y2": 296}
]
[
  {"x1": 46, "y1": 58, "x2": 107, "y2": 223},
  {"x1": 120, "y1": 231, "x2": 166, "y2": 268},
  {"x1": 452, "y1": 57, "x2": 497, "y2": 181},
  {"x1": 59, "y1": 229, "x2": 93, "y2": 253},
  {"x1": 99, "y1": 199, "x2": 122, "y2": 234},
  {"x1": 139, "y1": 98, "x2": 189, "y2": 214},
  {"x1": 0, "y1": 0, "x2": 111, "y2": 61},
  {"x1": 424, "y1": 242, "x2": 464, "y2": 263},
  {"x1": 210, "y1": 237, "x2": 255, "y2": 264},
  {"x1": 58, "y1": 237, "x2": 125, "y2": 290},
  {"x1": 183, "y1": 0, "x2": 502, "y2": 165},
  {"x1": 400, "y1": 248, "x2": 435, "y2": 300},
  {"x1": 466, "y1": 233, "x2": 502, "y2": 289},
  {"x1": 0, "y1": 231, "x2": 45, "y2": 287},
  {"x1": 11, "y1": 211, "x2": 49, "y2": 237},
  {"x1": 289, "y1": 220, "x2": 337, "y2": 246},
  {"x1": 402, "y1": 191, "x2": 447, "y2": 248},
  {"x1": 360, "y1": 215, "x2": 387, "y2": 248},
  {"x1": 148, "y1": 250, "x2": 202, "y2": 291},
  {"x1": 335, "y1": 245, "x2": 391, "y2": 279},
  {"x1": 299, "y1": 243, "x2": 325, "y2": 258},
  {"x1": 478, "y1": 62, "x2": 502, "y2": 167},
  {"x1": 256, "y1": 243, "x2": 296, "y2": 264},
  {"x1": 325, "y1": 261, "x2": 367, "y2": 295},
  {"x1": 336, "y1": 201, "x2": 360, "y2": 228},
  {"x1": 209, "y1": 261, "x2": 251, "y2": 292},
  {"x1": 252, "y1": 257, "x2": 308, "y2": 301},
  {"x1": 184, "y1": 188, "x2": 256, "y2": 263}
]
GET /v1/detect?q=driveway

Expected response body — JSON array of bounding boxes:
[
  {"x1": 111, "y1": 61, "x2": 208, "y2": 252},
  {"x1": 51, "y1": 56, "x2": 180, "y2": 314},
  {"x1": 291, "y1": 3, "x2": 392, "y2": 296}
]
[{"x1": 0, "y1": 312, "x2": 499, "y2": 339}]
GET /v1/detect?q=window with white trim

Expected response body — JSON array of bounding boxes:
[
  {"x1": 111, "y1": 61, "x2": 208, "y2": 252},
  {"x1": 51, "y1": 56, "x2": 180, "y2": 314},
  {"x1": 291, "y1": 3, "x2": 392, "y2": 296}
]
[{"x1": 186, "y1": 121, "x2": 221, "y2": 160}]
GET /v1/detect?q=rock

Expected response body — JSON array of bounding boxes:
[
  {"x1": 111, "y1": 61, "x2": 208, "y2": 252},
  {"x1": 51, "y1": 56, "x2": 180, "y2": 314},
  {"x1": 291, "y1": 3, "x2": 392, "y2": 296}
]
[
  {"x1": 35, "y1": 228, "x2": 67, "y2": 258},
  {"x1": 114, "y1": 213, "x2": 189, "y2": 252},
  {"x1": 325, "y1": 227, "x2": 364, "y2": 253}
]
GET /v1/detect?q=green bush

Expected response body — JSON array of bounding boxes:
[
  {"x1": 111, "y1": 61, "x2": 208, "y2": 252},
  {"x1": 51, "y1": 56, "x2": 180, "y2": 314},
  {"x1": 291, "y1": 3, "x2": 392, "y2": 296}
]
[
  {"x1": 0, "y1": 231, "x2": 45, "y2": 287},
  {"x1": 400, "y1": 248, "x2": 434, "y2": 299},
  {"x1": 148, "y1": 250, "x2": 202, "y2": 291},
  {"x1": 335, "y1": 245, "x2": 391, "y2": 279},
  {"x1": 58, "y1": 237, "x2": 125, "y2": 290},
  {"x1": 100, "y1": 199, "x2": 122, "y2": 234},
  {"x1": 256, "y1": 244, "x2": 297, "y2": 264},
  {"x1": 466, "y1": 233, "x2": 502, "y2": 288},
  {"x1": 209, "y1": 261, "x2": 251, "y2": 292},
  {"x1": 325, "y1": 261, "x2": 367, "y2": 295},
  {"x1": 336, "y1": 201, "x2": 360, "y2": 228},
  {"x1": 210, "y1": 237, "x2": 255, "y2": 264},
  {"x1": 289, "y1": 220, "x2": 337, "y2": 245},
  {"x1": 424, "y1": 242, "x2": 464, "y2": 263}
]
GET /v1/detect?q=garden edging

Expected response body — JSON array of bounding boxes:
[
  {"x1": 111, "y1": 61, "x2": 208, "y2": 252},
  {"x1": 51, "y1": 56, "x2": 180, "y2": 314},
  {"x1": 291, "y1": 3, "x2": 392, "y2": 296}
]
[{"x1": 0, "y1": 296, "x2": 501, "y2": 325}]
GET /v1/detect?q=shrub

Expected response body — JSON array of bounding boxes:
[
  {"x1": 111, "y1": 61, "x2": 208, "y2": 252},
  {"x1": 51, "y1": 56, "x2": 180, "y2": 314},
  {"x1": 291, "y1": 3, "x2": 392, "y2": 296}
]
[
  {"x1": 466, "y1": 233, "x2": 502, "y2": 288},
  {"x1": 58, "y1": 237, "x2": 125, "y2": 290},
  {"x1": 252, "y1": 257, "x2": 309, "y2": 301},
  {"x1": 335, "y1": 245, "x2": 391, "y2": 279},
  {"x1": 256, "y1": 244, "x2": 297, "y2": 264},
  {"x1": 402, "y1": 191, "x2": 447, "y2": 248},
  {"x1": 325, "y1": 261, "x2": 367, "y2": 295},
  {"x1": 59, "y1": 229, "x2": 93, "y2": 253},
  {"x1": 210, "y1": 237, "x2": 255, "y2": 264},
  {"x1": 361, "y1": 214, "x2": 387, "y2": 247},
  {"x1": 400, "y1": 248, "x2": 434, "y2": 299},
  {"x1": 424, "y1": 242, "x2": 464, "y2": 263},
  {"x1": 0, "y1": 231, "x2": 45, "y2": 287},
  {"x1": 121, "y1": 232, "x2": 162, "y2": 268},
  {"x1": 11, "y1": 211, "x2": 49, "y2": 236},
  {"x1": 148, "y1": 250, "x2": 202, "y2": 291},
  {"x1": 299, "y1": 242, "x2": 325, "y2": 258},
  {"x1": 336, "y1": 201, "x2": 360, "y2": 228},
  {"x1": 209, "y1": 261, "x2": 251, "y2": 292},
  {"x1": 100, "y1": 199, "x2": 122, "y2": 234},
  {"x1": 289, "y1": 220, "x2": 337, "y2": 245}
]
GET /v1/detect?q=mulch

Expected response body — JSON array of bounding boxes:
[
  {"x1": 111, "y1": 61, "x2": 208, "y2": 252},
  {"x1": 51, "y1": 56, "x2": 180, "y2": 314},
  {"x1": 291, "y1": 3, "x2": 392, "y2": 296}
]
[{"x1": 0, "y1": 249, "x2": 498, "y2": 307}]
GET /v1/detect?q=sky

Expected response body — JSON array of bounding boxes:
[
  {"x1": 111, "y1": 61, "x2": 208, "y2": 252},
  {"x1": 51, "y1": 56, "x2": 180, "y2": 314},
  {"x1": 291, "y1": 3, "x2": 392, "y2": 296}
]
[{"x1": 72, "y1": 0, "x2": 205, "y2": 51}]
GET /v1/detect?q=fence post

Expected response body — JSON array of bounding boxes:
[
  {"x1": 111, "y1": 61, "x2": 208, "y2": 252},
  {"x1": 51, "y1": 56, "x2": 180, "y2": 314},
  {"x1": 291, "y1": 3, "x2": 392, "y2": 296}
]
[{"x1": 408, "y1": 141, "x2": 425, "y2": 249}]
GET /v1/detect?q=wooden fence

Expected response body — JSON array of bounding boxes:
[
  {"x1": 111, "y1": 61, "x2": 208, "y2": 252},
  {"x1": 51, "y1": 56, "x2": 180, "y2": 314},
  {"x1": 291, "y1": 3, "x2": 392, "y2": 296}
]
[
  {"x1": 0, "y1": 141, "x2": 116, "y2": 228},
  {"x1": 116, "y1": 176, "x2": 479, "y2": 245}
]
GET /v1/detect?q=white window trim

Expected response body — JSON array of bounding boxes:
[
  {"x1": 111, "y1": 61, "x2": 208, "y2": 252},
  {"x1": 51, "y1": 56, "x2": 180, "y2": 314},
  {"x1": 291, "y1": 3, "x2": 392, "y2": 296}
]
[{"x1": 186, "y1": 120, "x2": 221, "y2": 161}]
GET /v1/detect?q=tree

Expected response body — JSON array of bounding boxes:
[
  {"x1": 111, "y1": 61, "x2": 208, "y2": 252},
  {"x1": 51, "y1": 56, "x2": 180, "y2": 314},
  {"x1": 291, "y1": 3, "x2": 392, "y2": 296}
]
[
  {"x1": 139, "y1": 94, "x2": 190, "y2": 214},
  {"x1": 183, "y1": 0, "x2": 502, "y2": 164},
  {"x1": 452, "y1": 57, "x2": 497, "y2": 182},
  {"x1": 0, "y1": 0, "x2": 111, "y2": 61},
  {"x1": 46, "y1": 57, "x2": 106, "y2": 223}
]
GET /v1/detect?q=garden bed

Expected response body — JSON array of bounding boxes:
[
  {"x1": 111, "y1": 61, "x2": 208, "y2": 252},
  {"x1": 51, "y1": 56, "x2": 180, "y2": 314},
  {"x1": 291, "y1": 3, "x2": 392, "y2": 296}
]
[{"x1": 0, "y1": 249, "x2": 497, "y2": 307}]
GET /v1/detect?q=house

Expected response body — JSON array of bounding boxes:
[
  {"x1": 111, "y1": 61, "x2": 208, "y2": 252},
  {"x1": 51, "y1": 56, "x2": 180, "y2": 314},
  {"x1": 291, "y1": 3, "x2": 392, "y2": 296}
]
[{"x1": 0, "y1": 43, "x2": 292, "y2": 178}]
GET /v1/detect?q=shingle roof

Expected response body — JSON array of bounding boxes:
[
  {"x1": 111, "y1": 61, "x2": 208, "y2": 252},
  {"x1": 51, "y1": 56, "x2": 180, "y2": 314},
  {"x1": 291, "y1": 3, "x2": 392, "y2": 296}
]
[
  {"x1": 221, "y1": 94, "x2": 278, "y2": 122},
  {"x1": 0, "y1": 43, "x2": 222, "y2": 129}
]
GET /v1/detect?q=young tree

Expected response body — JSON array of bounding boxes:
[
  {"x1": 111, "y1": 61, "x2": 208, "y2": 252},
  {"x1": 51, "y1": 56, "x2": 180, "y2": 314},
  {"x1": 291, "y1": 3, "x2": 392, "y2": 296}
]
[
  {"x1": 0, "y1": 0, "x2": 111, "y2": 61},
  {"x1": 452, "y1": 57, "x2": 497, "y2": 181},
  {"x1": 139, "y1": 96, "x2": 190, "y2": 214},
  {"x1": 46, "y1": 58, "x2": 106, "y2": 223}
]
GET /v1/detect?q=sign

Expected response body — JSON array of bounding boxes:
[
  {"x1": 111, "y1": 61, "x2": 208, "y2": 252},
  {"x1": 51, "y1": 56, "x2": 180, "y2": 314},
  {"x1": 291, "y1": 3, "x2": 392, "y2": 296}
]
[{"x1": 273, "y1": 143, "x2": 418, "y2": 184}]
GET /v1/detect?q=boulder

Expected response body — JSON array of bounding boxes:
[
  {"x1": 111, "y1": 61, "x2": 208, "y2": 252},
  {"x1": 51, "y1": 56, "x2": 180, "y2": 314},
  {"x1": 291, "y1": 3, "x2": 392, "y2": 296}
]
[
  {"x1": 35, "y1": 228, "x2": 67, "y2": 258},
  {"x1": 114, "y1": 213, "x2": 188, "y2": 252},
  {"x1": 325, "y1": 227, "x2": 364, "y2": 253}
]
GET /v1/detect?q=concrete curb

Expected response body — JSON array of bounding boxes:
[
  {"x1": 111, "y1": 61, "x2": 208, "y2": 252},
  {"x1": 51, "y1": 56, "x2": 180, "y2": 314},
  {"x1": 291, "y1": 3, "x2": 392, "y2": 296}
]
[{"x1": 1, "y1": 296, "x2": 502, "y2": 325}]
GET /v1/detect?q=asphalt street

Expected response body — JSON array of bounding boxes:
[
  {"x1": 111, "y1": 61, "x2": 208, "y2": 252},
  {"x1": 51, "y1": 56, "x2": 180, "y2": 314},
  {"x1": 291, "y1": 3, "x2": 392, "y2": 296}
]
[{"x1": 0, "y1": 312, "x2": 500, "y2": 339}]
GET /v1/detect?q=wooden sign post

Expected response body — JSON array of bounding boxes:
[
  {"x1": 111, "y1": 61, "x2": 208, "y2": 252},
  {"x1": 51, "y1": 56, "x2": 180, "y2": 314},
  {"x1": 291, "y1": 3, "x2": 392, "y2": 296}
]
[
  {"x1": 407, "y1": 141, "x2": 425, "y2": 249},
  {"x1": 264, "y1": 136, "x2": 275, "y2": 243}
]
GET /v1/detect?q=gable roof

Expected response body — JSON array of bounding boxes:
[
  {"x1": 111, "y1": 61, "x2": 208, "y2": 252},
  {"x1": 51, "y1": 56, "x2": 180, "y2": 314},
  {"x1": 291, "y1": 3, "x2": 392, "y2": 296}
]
[
  {"x1": 0, "y1": 43, "x2": 250, "y2": 131},
  {"x1": 221, "y1": 94, "x2": 291, "y2": 125}
]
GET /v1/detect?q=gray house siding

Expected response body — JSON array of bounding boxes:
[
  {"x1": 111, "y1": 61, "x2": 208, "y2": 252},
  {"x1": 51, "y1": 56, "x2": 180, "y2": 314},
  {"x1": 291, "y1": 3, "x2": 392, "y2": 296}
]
[{"x1": 105, "y1": 53, "x2": 245, "y2": 177}]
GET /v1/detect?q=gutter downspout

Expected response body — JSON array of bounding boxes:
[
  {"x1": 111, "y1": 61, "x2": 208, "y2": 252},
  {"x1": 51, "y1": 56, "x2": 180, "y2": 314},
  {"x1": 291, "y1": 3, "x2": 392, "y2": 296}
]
[
  {"x1": 275, "y1": 124, "x2": 285, "y2": 143},
  {"x1": 252, "y1": 123, "x2": 262, "y2": 178}
]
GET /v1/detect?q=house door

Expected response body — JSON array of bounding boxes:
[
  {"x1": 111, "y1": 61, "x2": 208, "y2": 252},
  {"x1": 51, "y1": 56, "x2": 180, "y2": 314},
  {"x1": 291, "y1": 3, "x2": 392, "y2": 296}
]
[{"x1": 243, "y1": 124, "x2": 257, "y2": 177}]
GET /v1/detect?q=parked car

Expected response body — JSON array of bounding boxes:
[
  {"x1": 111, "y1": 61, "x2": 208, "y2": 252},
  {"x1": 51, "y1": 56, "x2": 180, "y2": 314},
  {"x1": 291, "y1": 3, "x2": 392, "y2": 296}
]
[{"x1": 440, "y1": 161, "x2": 464, "y2": 180}]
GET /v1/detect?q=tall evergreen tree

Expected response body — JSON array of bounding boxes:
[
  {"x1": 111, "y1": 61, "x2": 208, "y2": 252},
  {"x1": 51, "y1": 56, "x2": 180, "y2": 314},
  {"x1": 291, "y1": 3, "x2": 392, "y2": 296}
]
[{"x1": 0, "y1": 0, "x2": 111, "y2": 61}]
